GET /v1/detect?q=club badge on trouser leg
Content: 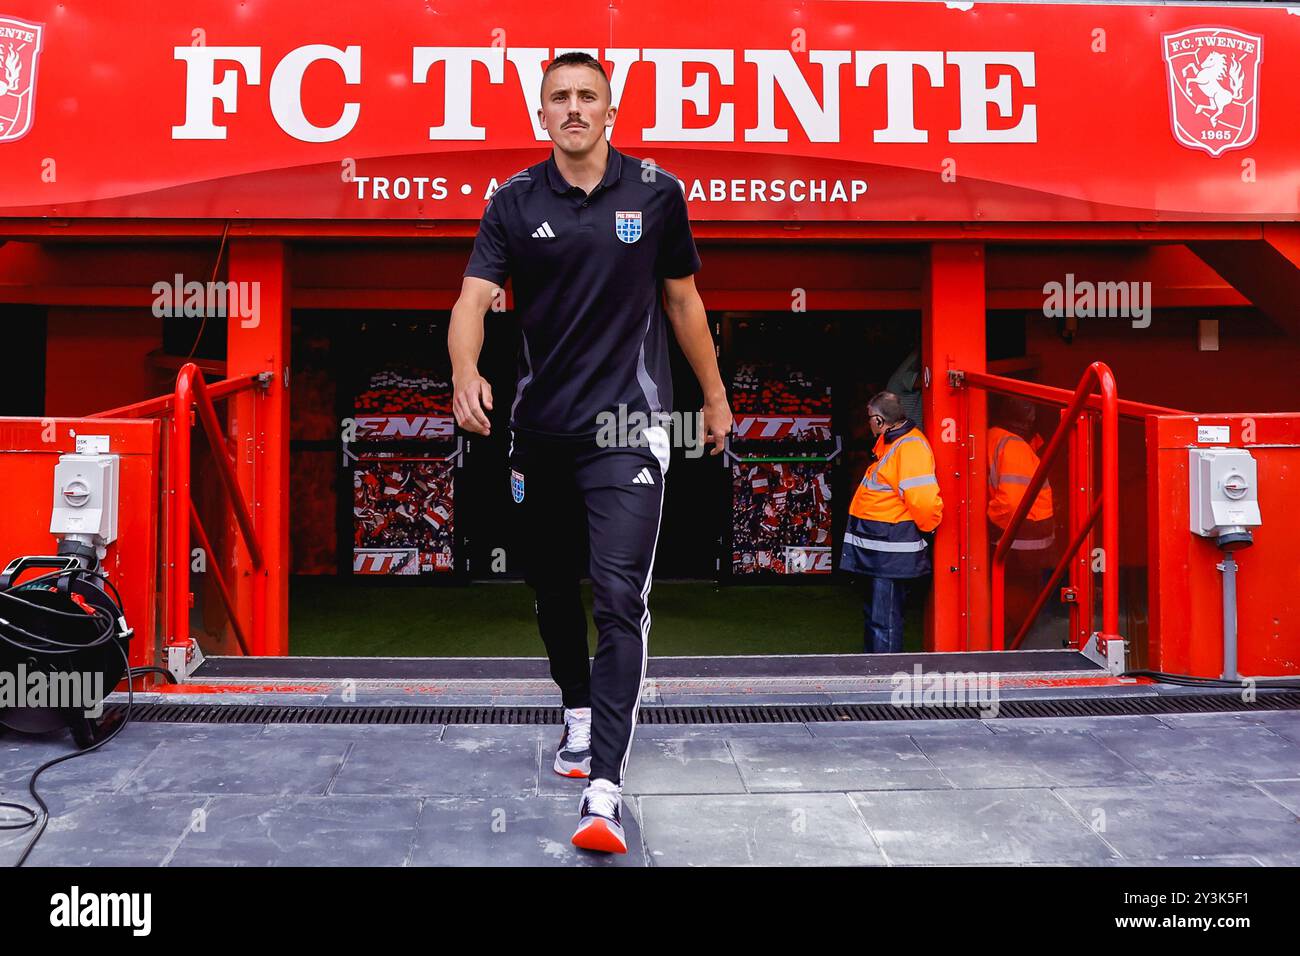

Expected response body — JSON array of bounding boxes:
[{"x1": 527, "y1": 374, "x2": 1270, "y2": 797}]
[{"x1": 511, "y1": 468, "x2": 525, "y2": 504}]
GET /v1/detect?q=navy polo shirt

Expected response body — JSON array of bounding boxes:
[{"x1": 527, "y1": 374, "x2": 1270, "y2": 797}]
[{"x1": 463, "y1": 143, "x2": 701, "y2": 439}]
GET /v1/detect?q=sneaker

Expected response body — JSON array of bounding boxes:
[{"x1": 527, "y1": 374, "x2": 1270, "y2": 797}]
[
  {"x1": 571, "y1": 778, "x2": 626, "y2": 854},
  {"x1": 553, "y1": 706, "x2": 592, "y2": 778}
]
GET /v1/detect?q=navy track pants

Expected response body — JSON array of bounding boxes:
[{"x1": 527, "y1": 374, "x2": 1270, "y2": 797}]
[{"x1": 508, "y1": 426, "x2": 668, "y2": 787}]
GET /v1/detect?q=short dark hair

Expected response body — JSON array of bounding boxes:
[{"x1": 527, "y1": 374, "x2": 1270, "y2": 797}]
[
  {"x1": 541, "y1": 51, "x2": 611, "y2": 101},
  {"x1": 867, "y1": 391, "x2": 906, "y2": 426},
  {"x1": 991, "y1": 394, "x2": 1036, "y2": 433}
]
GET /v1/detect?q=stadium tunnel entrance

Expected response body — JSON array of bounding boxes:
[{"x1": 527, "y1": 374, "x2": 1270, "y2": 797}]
[
  {"x1": 2, "y1": 234, "x2": 1299, "y2": 667},
  {"x1": 282, "y1": 303, "x2": 931, "y2": 656}
]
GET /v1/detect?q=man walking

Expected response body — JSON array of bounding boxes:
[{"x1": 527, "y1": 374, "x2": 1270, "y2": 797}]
[
  {"x1": 840, "y1": 392, "x2": 942, "y2": 652},
  {"x1": 448, "y1": 52, "x2": 731, "y2": 853}
]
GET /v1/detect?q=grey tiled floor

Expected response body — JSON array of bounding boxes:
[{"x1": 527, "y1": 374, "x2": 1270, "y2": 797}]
[{"x1": 1, "y1": 710, "x2": 1298, "y2": 866}]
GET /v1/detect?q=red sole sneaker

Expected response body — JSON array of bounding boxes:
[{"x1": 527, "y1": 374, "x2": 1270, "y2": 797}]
[
  {"x1": 553, "y1": 753, "x2": 591, "y2": 778},
  {"x1": 571, "y1": 815, "x2": 627, "y2": 854}
]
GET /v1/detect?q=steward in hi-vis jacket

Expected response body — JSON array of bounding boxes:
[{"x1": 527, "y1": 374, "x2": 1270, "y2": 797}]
[
  {"x1": 987, "y1": 397, "x2": 1057, "y2": 642},
  {"x1": 840, "y1": 391, "x2": 942, "y2": 652},
  {"x1": 988, "y1": 423, "x2": 1054, "y2": 553}
]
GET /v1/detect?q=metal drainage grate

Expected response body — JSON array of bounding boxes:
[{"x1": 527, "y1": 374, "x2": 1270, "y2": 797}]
[{"x1": 102, "y1": 690, "x2": 1300, "y2": 726}]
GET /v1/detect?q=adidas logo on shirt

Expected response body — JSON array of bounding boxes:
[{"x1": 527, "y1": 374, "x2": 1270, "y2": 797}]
[
  {"x1": 531, "y1": 221, "x2": 556, "y2": 238},
  {"x1": 632, "y1": 467, "x2": 656, "y2": 486}
]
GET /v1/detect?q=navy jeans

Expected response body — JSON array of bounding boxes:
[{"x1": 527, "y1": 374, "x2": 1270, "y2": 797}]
[{"x1": 860, "y1": 575, "x2": 909, "y2": 653}]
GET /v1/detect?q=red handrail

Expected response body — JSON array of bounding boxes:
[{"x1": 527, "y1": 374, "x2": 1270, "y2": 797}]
[
  {"x1": 958, "y1": 370, "x2": 1181, "y2": 423},
  {"x1": 1009, "y1": 497, "x2": 1102, "y2": 650},
  {"x1": 956, "y1": 366, "x2": 1190, "y2": 650},
  {"x1": 91, "y1": 363, "x2": 265, "y2": 657},
  {"x1": 170, "y1": 364, "x2": 264, "y2": 655},
  {"x1": 189, "y1": 500, "x2": 251, "y2": 656},
  {"x1": 89, "y1": 372, "x2": 262, "y2": 420},
  {"x1": 986, "y1": 362, "x2": 1121, "y2": 651}
]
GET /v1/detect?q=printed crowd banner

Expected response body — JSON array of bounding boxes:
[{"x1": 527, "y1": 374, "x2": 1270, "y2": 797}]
[
  {"x1": 733, "y1": 416, "x2": 833, "y2": 442},
  {"x1": 732, "y1": 462, "x2": 833, "y2": 576},
  {"x1": 353, "y1": 457, "x2": 455, "y2": 575},
  {"x1": 352, "y1": 364, "x2": 455, "y2": 442},
  {"x1": 0, "y1": 1, "x2": 1296, "y2": 220}
]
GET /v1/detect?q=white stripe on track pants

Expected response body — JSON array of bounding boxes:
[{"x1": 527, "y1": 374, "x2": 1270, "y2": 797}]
[{"x1": 509, "y1": 426, "x2": 668, "y2": 787}]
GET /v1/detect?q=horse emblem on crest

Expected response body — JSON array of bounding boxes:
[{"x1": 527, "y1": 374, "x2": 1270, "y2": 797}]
[{"x1": 1162, "y1": 27, "x2": 1262, "y2": 158}]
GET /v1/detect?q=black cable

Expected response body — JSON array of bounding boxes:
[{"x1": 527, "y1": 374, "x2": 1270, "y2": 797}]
[
  {"x1": 1, "y1": 635, "x2": 133, "y2": 867},
  {"x1": 0, "y1": 586, "x2": 119, "y2": 619},
  {"x1": 1122, "y1": 668, "x2": 1300, "y2": 690},
  {"x1": 0, "y1": 567, "x2": 129, "y2": 653},
  {"x1": 2, "y1": 567, "x2": 73, "y2": 591},
  {"x1": 129, "y1": 666, "x2": 178, "y2": 684},
  {"x1": 0, "y1": 567, "x2": 135, "y2": 866},
  {"x1": 184, "y1": 220, "x2": 231, "y2": 362},
  {"x1": 0, "y1": 596, "x2": 116, "y2": 654},
  {"x1": 78, "y1": 567, "x2": 126, "y2": 616}
]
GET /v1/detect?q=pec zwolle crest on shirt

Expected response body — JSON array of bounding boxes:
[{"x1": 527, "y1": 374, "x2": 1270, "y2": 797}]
[
  {"x1": 511, "y1": 469, "x2": 525, "y2": 503},
  {"x1": 1162, "y1": 26, "x2": 1263, "y2": 158},
  {"x1": 615, "y1": 210, "x2": 642, "y2": 244}
]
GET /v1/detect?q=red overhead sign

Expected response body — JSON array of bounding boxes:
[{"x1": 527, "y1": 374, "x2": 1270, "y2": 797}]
[{"x1": 0, "y1": 0, "x2": 1296, "y2": 221}]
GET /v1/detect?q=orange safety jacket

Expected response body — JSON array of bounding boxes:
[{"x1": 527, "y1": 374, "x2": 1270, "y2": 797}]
[
  {"x1": 987, "y1": 426, "x2": 1054, "y2": 550},
  {"x1": 840, "y1": 421, "x2": 942, "y2": 578}
]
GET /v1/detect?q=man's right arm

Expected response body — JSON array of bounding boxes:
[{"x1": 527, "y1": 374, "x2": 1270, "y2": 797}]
[
  {"x1": 898, "y1": 440, "x2": 943, "y2": 533},
  {"x1": 451, "y1": 190, "x2": 511, "y2": 436},
  {"x1": 449, "y1": 276, "x2": 500, "y2": 436}
]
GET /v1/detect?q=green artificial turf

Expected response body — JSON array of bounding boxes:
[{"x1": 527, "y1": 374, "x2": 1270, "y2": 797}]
[{"x1": 288, "y1": 578, "x2": 926, "y2": 657}]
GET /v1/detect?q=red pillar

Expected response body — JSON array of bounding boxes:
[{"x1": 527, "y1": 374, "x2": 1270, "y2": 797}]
[
  {"x1": 226, "y1": 240, "x2": 290, "y2": 655},
  {"x1": 922, "y1": 243, "x2": 988, "y2": 651}
]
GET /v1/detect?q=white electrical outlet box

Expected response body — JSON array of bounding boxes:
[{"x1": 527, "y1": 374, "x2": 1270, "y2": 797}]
[
  {"x1": 1189, "y1": 448, "x2": 1260, "y2": 538},
  {"x1": 50, "y1": 453, "x2": 120, "y2": 543}
]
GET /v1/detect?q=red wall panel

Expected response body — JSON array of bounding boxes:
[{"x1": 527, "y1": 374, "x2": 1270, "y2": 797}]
[
  {"x1": 1148, "y1": 414, "x2": 1299, "y2": 676},
  {"x1": 44, "y1": 308, "x2": 164, "y2": 417}
]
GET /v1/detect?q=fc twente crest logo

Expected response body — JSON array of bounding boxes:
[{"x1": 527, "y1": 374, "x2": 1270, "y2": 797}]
[
  {"x1": 0, "y1": 15, "x2": 43, "y2": 144},
  {"x1": 1162, "y1": 26, "x2": 1262, "y2": 158}
]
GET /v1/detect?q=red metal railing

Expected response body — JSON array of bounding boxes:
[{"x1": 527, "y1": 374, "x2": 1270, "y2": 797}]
[
  {"x1": 955, "y1": 363, "x2": 1183, "y2": 654},
  {"x1": 91, "y1": 363, "x2": 267, "y2": 656}
]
